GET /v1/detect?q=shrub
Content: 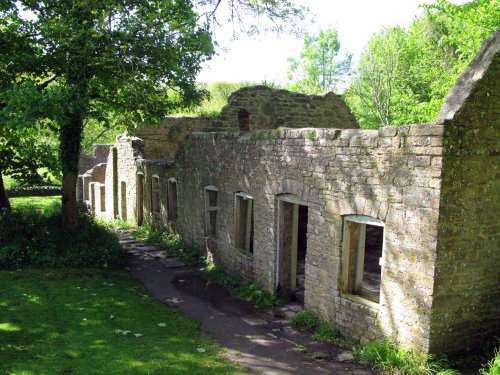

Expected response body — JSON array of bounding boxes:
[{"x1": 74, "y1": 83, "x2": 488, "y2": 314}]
[
  {"x1": 291, "y1": 309, "x2": 319, "y2": 331},
  {"x1": 0, "y1": 204, "x2": 125, "y2": 269}
]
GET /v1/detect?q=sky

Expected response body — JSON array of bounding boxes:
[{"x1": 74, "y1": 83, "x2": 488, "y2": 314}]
[{"x1": 197, "y1": 0, "x2": 467, "y2": 84}]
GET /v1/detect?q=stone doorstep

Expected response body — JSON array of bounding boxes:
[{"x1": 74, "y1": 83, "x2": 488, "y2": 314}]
[
  {"x1": 143, "y1": 250, "x2": 169, "y2": 259},
  {"x1": 132, "y1": 245, "x2": 159, "y2": 252},
  {"x1": 241, "y1": 316, "x2": 268, "y2": 326}
]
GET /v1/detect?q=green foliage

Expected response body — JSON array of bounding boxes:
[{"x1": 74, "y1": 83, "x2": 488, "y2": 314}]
[
  {"x1": 312, "y1": 322, "x2": 340, "y2": 343},
  {"x1": 0, "y1": 204, "x2": 125, "y2": 269},
  {"x1": 356, "y1": 338, "x2": 459, "y2": 375},
  {"x1": 480, "y1": 346, "x2": 500, "y2": 375},
  {"x1": 287, "y1": 28, "x2": 352, "y2": 94},
  {"x1": 345, "y1": 0, "x2": 500, "y2": 128},
  {"x1": 0, "y1": 268, "x2": 242, "y2": 374},
  {"x1": 202, "y1": 264, "x2": 282, "y2": 308},
  {"x1": 171, "y1": 81, "x2": 263, "y2": 117},
  {"x1": 291, "y1": 309, "x2": 319, "y2": 331},
  {"x1": 307, "y1": 130, "x2": 317, "y2": 141}
]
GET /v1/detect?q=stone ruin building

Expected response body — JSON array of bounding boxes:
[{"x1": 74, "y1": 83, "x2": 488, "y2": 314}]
[{"x1": 78, "y1": 32, "x2": 500, "y2": 355}]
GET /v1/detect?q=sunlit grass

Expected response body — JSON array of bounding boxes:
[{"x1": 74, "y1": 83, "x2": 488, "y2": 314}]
[
  {"x1": 0, "y1": 269, "x2": 242, "y2": 374},
  {"x1": 10, "y1": 196, "x2": 61, "y2": 210}
]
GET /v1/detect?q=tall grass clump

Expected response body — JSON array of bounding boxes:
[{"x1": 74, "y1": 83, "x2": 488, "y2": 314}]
[
  {"x1": 356, "y1": 338, "x2": 459, "y2": 375},
  {"x1": 0, "y1": 203, "x2": 125, "y2": 269},
  {"x1": 480, "y1": 346, "x2": 500, "y2": 375}
]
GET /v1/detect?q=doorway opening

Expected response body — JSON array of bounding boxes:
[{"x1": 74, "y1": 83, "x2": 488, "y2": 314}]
[
  {"x1": 136, "y1": 174, "x2": 144, "y2": 226},
  {"x1": 121, "y1": 181, "x2": 127, "y2": 221},
  {"x1": 277, "y1": 197, "x2": 308, "y2": 304}
]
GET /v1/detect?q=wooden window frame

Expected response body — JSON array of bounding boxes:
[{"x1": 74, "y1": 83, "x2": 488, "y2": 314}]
[
  {"x1": 234, "y1": 192, "x2": 254, "y2": 252},
  {"x1": 204, "y1": 185, "x2": 219, "y2": 238},
  {"x1": 151, "y1": 175, "x2": 160, "y2": 214},
  {"x1": 341, "y1": 215, "x2": 385, "y2": 305}
]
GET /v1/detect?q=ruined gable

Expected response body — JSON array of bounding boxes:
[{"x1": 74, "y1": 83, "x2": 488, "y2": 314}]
[{"x1": 216, "y1": 85, "x2": 359, "y2": 130}]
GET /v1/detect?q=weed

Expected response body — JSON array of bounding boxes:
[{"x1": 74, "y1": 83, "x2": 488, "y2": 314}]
[
  {"x1": 267, "y1": 131, "x2": 278, "y2": 141},
  {"x1": 307, "y1": 130, "x2": 317, "y2": 141},
  {"x1": 480, "y1": 346, "x2": 500, "y2": 375},
  {"x1": 291, "y1": 309, "x2": 319, "y2": 331},
  {"x1": 312, "y1": 322, "x2": 340, "y2": 343},
  {"x1": 356, "y1": 338, "x2": 460, "y2": 375}
]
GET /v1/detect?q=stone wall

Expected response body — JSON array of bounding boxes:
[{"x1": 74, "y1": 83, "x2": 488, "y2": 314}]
[
  {"x1": 137, "y1": 125, "x2": 444, "y2": 352},
  {"x1": 216, "y1": 86, "x2": 359, "y2": 130},
  {"x1": 430, "y1": 31, "x2": 500, "y2": 354},
  {"x1": 134, "y1": 117, "x2": 213, "y2": 160},
  {"x1": 78, "y1": 144, "x2": 110, "y2": 175}
]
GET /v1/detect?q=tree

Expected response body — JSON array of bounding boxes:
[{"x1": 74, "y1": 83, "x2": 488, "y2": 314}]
[
  {"x1": 1, "y1": 0, "x2": 214, "y2": 230},
  {"x1": 286, "y1": 29, "x2": 352, "y2": 94},
  {"x1": 345, "y1": 0, "x2": 499, "y2": 129}
]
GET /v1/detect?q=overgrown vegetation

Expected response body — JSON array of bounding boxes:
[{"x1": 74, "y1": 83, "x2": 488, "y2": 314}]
[
  {"x1": 291, "y1": 310, "x2": 342, "y2": 344},
  {"x1": 356, "y1": 338, "x2": 459, "y2": 375},
  {"x1": 480, "y1": 346, "x2": 500, "y2": 375},
  {"x1": 9, "y1": 196, "x2": 61, "y2": 210},
  {"x1": 0, "y1": 203, "x2": 125, "y2": 269},
  {"x1": 0, "y1": 268, "x2": 242, "y2": 374}
]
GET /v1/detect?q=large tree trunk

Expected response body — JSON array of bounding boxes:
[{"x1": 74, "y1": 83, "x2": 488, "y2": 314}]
[
  {"x1": 0, "y1": 169, "x2": 11, "y2": 212},
  {"x1": 60, "y1": 116, "x2": 83, "y2": 232}
]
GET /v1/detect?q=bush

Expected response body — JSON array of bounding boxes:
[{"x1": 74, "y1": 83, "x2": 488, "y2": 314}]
[
  {"x1": 291, "y1": 309, "x2": 319, "y2": 331},
  {"x1": 0, "y1": 204, "x2": 125, "y2": 269}
]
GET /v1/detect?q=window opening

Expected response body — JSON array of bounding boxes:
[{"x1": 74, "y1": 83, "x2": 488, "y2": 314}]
[
  {"x1": 100, "y1": 185, "x2": 106, "y2": 212},
  {"x1": 121, "y1": 181, "x2": 127, "y2": 220},
  {"x1": 204, "y1": 185, "x2": 218, "y2": 238},
  {"x1": 234, "y1": 192, "x2": 254, "y2": 253},
  {"x1": 151, "y1": 175, "x2": 160, "y2": 214},
  {"x1": 167, "y1": 178, "x2": 178, "y2": 220},
  {"x1": 90, "y1": 184, "x2": 96, "y2": 215},
  {"x1": 238, "y1": 108, "x2": 250, "y2": 131},
  {"x1": 112, "y1": 147, "x2": 118, "y2": 217},
  {"x1": 341, "y1": 215, "x2": 384, "y2": 303}
]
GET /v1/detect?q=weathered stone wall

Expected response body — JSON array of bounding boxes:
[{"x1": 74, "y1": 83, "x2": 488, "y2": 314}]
[
  {"x1": 78, "y1": 144, "x2": 110, "y2": 175},
  {"x1": 138, "y1": 125, "x2": 444, "y2": 351},
  {"x1": 430, "y1": 31, "x2": 500, "y2": 354},
  {"x1": 134, "y1": 117, "x2": 213, "y2": 160},
  {"x1": 216, "y1": 86, "x2": 359, "y2": 130}
]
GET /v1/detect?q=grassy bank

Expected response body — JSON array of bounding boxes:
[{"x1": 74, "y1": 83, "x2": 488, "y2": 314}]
[{"x1": 0, "y1": 268, "x2": 242, "y2": 374}]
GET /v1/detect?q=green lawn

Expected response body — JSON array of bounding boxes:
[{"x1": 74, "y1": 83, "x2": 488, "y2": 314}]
[
  {"x1": 0, "y1": 269, "x2": 242, "y2": 375},
  {"x1": 9, "y1": 196, "x2": 61, "y2": 210}
]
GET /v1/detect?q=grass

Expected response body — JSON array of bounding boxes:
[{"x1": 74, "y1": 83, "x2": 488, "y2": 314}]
[
  {"x1": 0, "y1": 203, "x2": 125, "y2": 269},
  {"x1": 0, "y1": 268, "x2": 242, "y2": 374},
  {"x1": 10, "y1": 196, "x2": 61, "y2": 210},
  {"x1": 356, "y1": 338, "x2": 460, "y2": 375},
  {"x1": 480, "y1": 347, "x2": 500, "y2": 375}
]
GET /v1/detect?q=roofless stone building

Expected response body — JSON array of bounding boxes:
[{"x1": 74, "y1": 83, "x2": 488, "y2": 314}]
[{"x1": 79, "y1": 31, "x2": 500, "y2": 354}]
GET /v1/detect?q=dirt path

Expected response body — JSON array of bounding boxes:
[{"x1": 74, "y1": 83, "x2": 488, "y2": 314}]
[{"x1": 118, "y1": 230, "x2": 374, "y2": 375}]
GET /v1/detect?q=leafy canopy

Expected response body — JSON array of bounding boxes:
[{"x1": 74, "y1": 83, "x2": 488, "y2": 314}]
[{"x1": 287, "y1": 29, "x2": 352, "y2": 94}]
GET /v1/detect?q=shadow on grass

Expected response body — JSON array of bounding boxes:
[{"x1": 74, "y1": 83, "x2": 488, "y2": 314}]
[{"x1": 0, "y1": 269, "x2": 242, "y2": 374}]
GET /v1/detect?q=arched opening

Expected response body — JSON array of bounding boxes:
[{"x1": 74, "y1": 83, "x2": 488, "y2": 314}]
[
  {"x1": 121, "y1": 181, "x2": 127, "y2": 220},
  {"x1": 238, "y1": 108, "x2": 250, "y2": 131}
]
